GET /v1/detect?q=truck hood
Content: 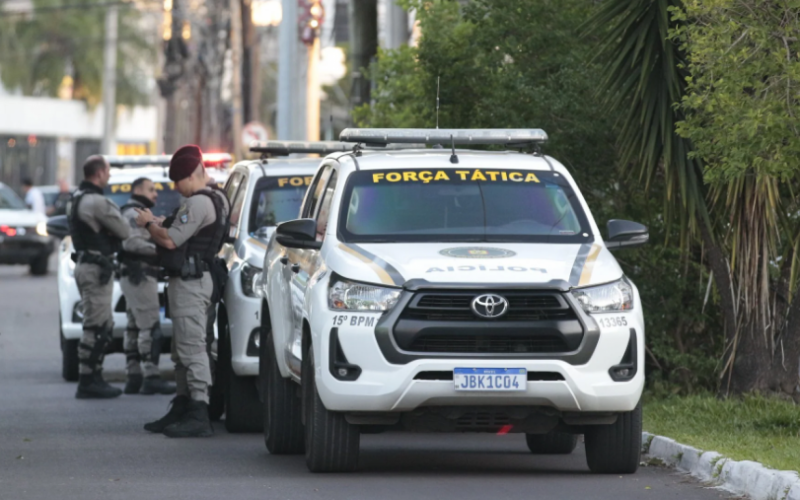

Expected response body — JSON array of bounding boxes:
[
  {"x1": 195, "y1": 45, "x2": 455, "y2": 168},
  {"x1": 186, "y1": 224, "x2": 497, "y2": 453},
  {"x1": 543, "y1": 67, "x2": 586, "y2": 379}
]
[
  {"x1": 324, "y1": 241, "x2": 623, "y2": 289},
  {"x1": 0, "y1": 209, "x2": 46, "y2": 227}
]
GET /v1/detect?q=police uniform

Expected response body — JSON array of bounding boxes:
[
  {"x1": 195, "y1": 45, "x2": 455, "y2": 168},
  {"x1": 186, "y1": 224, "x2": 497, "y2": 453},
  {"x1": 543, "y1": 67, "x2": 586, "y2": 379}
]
[
  {"x1": 119, "y1": 195, "x2": 176, "y2": 395},
  {"x1": 68, "y1": 180, "x2": 130, "y2": 399},
  {"x1": 143, "y1": 145, "x2": 229, "y2": 438}
]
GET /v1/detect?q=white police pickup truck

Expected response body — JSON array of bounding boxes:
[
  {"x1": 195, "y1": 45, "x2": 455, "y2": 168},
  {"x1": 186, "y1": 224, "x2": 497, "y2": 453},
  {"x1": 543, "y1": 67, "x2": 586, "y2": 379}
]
[
  {"x1": 53, "y1": 154, "x2": 231, "y2": 381},
  {"x1": 258, "y1": 129, "x2": 648, "y2": 473},
  {"x1": 215, "y1": 142, "x2": 358, "y2": 432}
]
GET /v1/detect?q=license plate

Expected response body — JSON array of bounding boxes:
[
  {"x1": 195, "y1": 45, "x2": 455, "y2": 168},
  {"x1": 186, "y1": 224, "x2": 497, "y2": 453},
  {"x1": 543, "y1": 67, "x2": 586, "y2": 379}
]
[{"x1": 454, "y1": 368, "x2": 527, "y2": 392}]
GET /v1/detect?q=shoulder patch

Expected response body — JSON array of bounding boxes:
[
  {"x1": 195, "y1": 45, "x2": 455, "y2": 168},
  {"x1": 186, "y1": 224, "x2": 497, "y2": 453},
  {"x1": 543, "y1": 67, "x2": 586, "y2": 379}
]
[{"x1": 180, "y1": 213, "x2": 188, "y2": 224}]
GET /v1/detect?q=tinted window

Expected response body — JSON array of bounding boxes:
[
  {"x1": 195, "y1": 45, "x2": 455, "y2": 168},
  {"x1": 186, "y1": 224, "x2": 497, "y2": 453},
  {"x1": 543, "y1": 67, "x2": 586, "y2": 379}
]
[
  {"x1": 315, "y1": 170, "x2": 338, "y2": 241},
  {"x1": 302, "y1": 166, "x2": 332, "y2": 218},
  {"x1": 339, "y1": 169, "x2": 592, "y2": 244},
  {"x1": 0, "y1": 185, "x2": 26, "y2": 210},
  {"x1": 105, "y1": 181, "x2": 182, "y2": 217},
  {"x1": 248, "y1": 175, "x2": 312, "y2": 232}
]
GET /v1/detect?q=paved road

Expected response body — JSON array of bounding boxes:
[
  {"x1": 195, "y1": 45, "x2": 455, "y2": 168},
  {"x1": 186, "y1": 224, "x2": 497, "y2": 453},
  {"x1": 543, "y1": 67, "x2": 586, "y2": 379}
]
[{"x1": 0, "y1": 263, "x2": 732, "y2": 500}]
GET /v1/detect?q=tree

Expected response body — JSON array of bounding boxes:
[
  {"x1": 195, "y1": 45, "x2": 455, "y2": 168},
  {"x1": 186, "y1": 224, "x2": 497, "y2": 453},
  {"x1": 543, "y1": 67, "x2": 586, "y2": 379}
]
[
  {"x1": 357, "y1": 0, "x2": 723, "y2": 392},
  {"x1": 673, "y1": 0, "x2": 800, "y2": 397},
  {"x1": 0, "y1": 1, "x2": 156, "y2": 106}
]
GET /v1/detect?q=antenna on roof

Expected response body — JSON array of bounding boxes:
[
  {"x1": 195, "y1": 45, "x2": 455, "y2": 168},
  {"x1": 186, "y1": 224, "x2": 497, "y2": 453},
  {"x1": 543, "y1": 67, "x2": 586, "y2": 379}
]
[
  {"x1": 435, "y1": 76, "x2": 440, "y2": 130},
  {"x1": 449, "y1": 135, "x2": 458, "y2": 164}
]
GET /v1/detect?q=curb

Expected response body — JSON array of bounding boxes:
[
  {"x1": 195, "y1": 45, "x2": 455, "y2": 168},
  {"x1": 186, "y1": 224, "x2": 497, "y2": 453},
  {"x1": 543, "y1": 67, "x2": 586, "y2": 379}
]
[{"x1": 642, "y1": 432, "x2": 800, "y2": 500}]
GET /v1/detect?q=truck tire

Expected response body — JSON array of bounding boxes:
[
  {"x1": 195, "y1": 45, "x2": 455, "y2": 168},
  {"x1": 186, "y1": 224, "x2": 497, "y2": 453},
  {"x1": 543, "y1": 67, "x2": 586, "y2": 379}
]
[
  {"x1": 61, "y1": 329, "x2": 79, "y2": 382},
  {"x1": 30, "y1": 254, "x2": 49, "y2": 276},
  {"x1": 303, "y1": 345, "x2": 359, "y2": 472},
  {"x1": 220, "y1": 318, "x2": 262, "y2": 433},
  {"x1": 525, "y1": 431, "x2": 578, "y2": 454},
  {"x1": 584, "y1": 402, "x2": 642, "y2": 474},
  {"x1": 262, "y1": 328, "x2": 304, "y2": 454}
]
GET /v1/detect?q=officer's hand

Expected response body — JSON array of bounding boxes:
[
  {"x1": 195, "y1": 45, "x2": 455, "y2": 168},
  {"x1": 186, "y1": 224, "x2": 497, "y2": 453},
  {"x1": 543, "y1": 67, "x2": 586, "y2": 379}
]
[{"x1": 134, "y1": 207, "x2": 154, "y2": 227}]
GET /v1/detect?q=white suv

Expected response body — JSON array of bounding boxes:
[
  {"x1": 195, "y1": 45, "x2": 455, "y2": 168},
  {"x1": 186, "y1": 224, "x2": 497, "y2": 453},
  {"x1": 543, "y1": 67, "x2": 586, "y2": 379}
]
[
  {"x1": 53, "y1": 155, "x2": 231, "y2": 381},
  {"x1": 215, "y1": 142, "x2": 353, "y2": 432},
  {"x1": 258, "y1": 129, "x2": 647, "y2": 473}
]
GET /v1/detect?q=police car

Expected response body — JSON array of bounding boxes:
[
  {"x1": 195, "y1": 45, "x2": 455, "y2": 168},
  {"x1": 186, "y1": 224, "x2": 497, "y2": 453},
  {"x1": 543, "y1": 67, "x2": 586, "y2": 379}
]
[
  {"x1": 216, "y1": 142, "x2": 356, "y2": 432},
  {"x1": 55, "y1": 154, "x2": 231, "y2": 381},
  {"x1": 258, "y1": 129, "x2": 648, "y2": 473}
]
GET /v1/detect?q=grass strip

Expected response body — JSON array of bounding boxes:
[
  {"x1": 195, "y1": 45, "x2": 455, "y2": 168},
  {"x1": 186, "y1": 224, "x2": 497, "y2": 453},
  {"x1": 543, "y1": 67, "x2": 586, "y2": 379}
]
[{"x1": 643, "y1": 394, "x2": 800, "y2": 472}]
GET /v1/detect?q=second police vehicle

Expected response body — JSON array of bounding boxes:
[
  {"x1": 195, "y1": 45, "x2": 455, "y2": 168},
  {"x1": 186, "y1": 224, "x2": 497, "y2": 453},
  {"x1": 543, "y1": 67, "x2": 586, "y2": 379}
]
[
  {"x1": 258, "y1": 129, "x2": 648, "y2": 473},
  {"x1": 215, "y1": 142, "x2": 358, "y2": 432}
]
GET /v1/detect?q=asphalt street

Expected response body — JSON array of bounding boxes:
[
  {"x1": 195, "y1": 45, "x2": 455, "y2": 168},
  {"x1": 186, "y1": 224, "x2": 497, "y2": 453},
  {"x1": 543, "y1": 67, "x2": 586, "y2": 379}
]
[{"x1": 0, "y1": 262, "x2": 733, "y2": 500}]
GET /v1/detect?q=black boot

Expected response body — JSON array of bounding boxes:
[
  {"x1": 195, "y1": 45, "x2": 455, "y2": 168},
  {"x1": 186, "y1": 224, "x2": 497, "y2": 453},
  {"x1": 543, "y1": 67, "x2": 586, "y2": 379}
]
[
  {"x1": 124, "y1": 374, "x2": 143, "y2": 394},
  {"x1": 76, "y1": 373, "x2": 123, "y2": 399},
  {"x1": 163, "y1": 400, "x2": 213, "y2": 438},
  {"x1": 140, "y1": 376, "x2": 177, "y2": 395},
  {"x1": 144, "y1": 395, "x2": 190, "y2": 433}
]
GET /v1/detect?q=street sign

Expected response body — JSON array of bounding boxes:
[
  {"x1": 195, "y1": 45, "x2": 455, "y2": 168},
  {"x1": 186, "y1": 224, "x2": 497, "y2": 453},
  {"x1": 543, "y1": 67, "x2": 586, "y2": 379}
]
[{"x1": 242, "y1": 121, "x2": 269, "y2": 148}]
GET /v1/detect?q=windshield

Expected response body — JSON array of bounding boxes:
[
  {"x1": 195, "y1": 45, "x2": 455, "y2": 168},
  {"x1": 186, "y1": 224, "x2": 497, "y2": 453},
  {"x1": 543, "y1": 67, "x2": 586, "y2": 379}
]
[
  {"x1": 105, "y1": 180, "x2": 183, "y2": 217},
  {"x1": 339, "y1": 169, "x2": 592, "y2": 244},
  {"x1": 0, "y1": 185, "x2": 28, "y2": 210},
  {"x1": 248, "y1": 175, "x2": 312, "y2": 232}
]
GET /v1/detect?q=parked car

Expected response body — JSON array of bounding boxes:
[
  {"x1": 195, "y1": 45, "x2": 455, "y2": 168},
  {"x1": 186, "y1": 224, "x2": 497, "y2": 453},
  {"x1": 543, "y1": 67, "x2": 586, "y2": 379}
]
[
  {"x1": 54, "y1": 154, "x2": 232, "y2": 381},
  {"x1": 258, "y1": 128, "x2": 648, "y2": 473},
  {"x1": 0, "y1": 181, "x2": 54, "y2": 275},
  {"x1": 214, "y1": 141, "x2": 355, "y2": 432}
]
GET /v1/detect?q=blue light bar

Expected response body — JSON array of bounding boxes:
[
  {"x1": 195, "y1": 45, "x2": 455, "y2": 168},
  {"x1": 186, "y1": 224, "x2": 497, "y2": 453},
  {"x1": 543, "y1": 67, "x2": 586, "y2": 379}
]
[{"x1": 339, "y1": 128, "x2": 548, "y2": 146}]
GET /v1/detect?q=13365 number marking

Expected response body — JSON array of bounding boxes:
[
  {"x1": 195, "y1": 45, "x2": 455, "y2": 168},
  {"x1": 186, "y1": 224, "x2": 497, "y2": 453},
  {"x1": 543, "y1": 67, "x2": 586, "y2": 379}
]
[{"x1": 597, "y1": 316, "x2": 628, "y2": 328}]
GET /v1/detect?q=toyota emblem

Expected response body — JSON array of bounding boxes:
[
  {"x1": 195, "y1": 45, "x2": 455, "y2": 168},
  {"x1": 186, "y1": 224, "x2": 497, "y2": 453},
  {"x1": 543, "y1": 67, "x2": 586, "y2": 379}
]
[{"x1": 471, "y1": 294, "x2": 509, "y2": 319}]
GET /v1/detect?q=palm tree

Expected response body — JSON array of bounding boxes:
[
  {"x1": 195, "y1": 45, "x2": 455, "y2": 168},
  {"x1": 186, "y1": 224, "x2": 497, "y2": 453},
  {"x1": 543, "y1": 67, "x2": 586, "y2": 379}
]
[{"x1": 586, "y1": 0, "x2": 742, "y2": 392}]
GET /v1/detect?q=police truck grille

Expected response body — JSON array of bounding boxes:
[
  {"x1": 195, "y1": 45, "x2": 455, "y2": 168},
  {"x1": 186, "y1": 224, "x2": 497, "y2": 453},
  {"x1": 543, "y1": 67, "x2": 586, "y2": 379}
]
[
  {"x1": 402, "y1": 292, "x2": 575, "y2": 322},
  {"x1": 409, "y1": 334, "x2": 569, "y2": 353}
]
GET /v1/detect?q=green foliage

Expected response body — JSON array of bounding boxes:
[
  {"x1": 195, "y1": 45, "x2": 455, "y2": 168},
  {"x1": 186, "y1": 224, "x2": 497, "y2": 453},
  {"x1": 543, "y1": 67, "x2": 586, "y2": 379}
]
[
  {"x1": 357, "y1": 0, "x2": 724, "y2": 392},
  {"x1": 0, "y1": 0, "x2": 156, "y2": 106},
  {"x1": 644, "y1": 393, "x2": 800, "y2": 471}
]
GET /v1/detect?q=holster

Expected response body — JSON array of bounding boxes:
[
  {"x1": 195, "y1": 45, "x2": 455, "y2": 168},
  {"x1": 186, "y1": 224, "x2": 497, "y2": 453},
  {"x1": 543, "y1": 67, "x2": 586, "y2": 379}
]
[
  {"x1": 179, "y1": 254, "x2": 206, "y2": 281},
  {"x1": 120, "y1": 261, "x2": 159, "y2": 286},
  {"x1": 75, "y1": 252, "x2": 116, "y2": 285}
]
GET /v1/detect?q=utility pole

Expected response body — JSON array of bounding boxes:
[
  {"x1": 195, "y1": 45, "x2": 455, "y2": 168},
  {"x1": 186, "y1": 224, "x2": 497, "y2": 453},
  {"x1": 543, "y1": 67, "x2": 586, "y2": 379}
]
[
  {"x1": 101, "y1": 5, "x2": 118, "y2": 155},
  {"x1": 277, "y1": 0, "x2": 307, "y2": 140},
  {"x1": 349, "y1": 0, "x2": 378, "y2": 110},
  {"x1": 385, "y1": 0, "x2": 408, "y2": 49},
  {"x1": 230, "y1": 0, "x2": 244, "y2": 160},
  {"x1": 241, "y1": 0, "x2": 260, "y2": 123},
  {"x1": 306, "y1": 34, "x2": 320, "y2": 141}
]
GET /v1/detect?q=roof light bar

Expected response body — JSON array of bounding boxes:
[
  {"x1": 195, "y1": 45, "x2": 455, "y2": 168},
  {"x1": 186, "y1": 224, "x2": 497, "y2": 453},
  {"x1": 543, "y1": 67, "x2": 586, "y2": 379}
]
[
  {"x1": 103, "y1": 153, "x2": 232, "y2": 168},
  {"x1": 339, "y1": 128, "x2": 548, "y2": 146},
  {"x1": 249, "y1": 141, "x2": 352, "y2": 156},
  {"x1": 103, "y1": 155, "x2": 172, "y2": 167}
]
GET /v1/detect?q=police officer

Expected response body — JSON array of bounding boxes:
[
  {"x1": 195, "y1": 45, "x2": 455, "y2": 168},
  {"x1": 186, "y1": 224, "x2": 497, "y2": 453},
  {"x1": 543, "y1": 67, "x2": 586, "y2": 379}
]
[
  {"x1": 119, "y1": 177, "x2": 176, "y2": 395},
  {"x1": 69, "y1": 155, "x2": 130, "y2": 399},
  {"x1": 135, "y1": 145, "x2": 230, "y2": 438}
]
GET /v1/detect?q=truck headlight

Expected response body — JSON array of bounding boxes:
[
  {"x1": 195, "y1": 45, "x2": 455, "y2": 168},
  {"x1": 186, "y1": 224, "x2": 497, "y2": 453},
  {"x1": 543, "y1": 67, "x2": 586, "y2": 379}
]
[
  {"x1": 240, "y1": 262, "x2": 262, "y2": 298},
  {"x1": 36, "y1": 221, "x2": 48, "y2": 236},
  {"x1": 329, "y1": 278, "x2": 401, "y2": 311},
  {"x1": 571, "y1": 278, "x2": 633, "y2": 313}
]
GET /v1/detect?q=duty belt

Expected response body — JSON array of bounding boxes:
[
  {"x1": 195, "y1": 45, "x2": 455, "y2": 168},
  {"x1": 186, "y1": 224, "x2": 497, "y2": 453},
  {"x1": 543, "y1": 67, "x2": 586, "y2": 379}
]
[{"x1": 73, "y1": 251, "x2": 116, "y2": 285}]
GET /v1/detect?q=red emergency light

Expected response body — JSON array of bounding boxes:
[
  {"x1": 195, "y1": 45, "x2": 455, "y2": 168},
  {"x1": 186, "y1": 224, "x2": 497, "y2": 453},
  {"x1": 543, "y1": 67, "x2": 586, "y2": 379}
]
[{"x1": 1, "y1": 225, "x2": 17, "y2": 237}]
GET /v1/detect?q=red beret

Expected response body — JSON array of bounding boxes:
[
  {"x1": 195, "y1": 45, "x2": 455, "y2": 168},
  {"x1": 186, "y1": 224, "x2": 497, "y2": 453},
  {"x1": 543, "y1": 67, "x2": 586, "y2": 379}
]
[{"x1": 169, "y1": 144, "x2": 204, "y2": 182}]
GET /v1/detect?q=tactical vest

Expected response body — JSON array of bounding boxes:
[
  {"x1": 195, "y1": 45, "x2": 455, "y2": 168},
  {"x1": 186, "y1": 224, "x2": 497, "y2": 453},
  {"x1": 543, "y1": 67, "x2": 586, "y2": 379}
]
[
  {"x1": 68, "y1": 181, "x2": 121, "y2": 256},
  {"x1": 118, "y1": 197, "x2": 159, "y2": 267},
  {"x1": 159, "y1": 185, "x2": 230, "y2": 273}
]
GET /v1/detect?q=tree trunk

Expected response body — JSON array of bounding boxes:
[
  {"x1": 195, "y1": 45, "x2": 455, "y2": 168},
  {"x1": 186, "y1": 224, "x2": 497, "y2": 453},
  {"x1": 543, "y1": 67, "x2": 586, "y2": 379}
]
[{"x1": 349, "y1": 0, "x2": 378, "y2": 110}]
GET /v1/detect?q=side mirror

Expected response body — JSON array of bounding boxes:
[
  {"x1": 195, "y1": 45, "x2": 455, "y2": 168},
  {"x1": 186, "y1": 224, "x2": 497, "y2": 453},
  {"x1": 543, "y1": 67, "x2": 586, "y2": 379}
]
[
  {"x1": 606, "y1": 219, "x2": 648, "y2": 250},
  {"x1": 47, "y1": 215, "x2": 70, "y2": 239},
  {"x1": 275, "y1": 219, "x2": 322, "y2": 250}
]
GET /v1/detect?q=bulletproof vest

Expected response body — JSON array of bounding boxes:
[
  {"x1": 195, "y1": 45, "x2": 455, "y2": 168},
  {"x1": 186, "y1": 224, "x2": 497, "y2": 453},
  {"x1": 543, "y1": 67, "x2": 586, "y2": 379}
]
[
  {"x1": 186, "y1": 185, "x2": 230, "y2": 262},
  {"x1": 158, "y1": 185, "x2": 230, "y2": 273},
  {"x1": 118, "y1": 198, "x2": 160, "y2": 267},
  {"x1": 68, "y1": 181, "x2": 121, "y2": 256}
]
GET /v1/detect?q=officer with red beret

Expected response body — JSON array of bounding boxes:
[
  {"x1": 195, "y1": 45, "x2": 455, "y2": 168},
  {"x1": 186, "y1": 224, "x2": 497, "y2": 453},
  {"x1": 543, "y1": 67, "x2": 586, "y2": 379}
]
[{"x1": 133, "y1": 145, "x2": 231, "y2": 438}]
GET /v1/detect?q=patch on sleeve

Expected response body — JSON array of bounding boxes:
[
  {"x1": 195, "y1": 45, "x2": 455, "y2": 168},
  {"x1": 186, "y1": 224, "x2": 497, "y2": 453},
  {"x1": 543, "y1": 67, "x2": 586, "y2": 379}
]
[{"x1": 180, "y1": 213, "x2": 188, "y2": 224}]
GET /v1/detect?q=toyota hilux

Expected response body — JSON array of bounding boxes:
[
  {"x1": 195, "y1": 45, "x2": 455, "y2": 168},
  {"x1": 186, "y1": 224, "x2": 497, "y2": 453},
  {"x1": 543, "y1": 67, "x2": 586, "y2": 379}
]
[{"x1": 258, "y1": 129, "x2": 648, "y2": 473}]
